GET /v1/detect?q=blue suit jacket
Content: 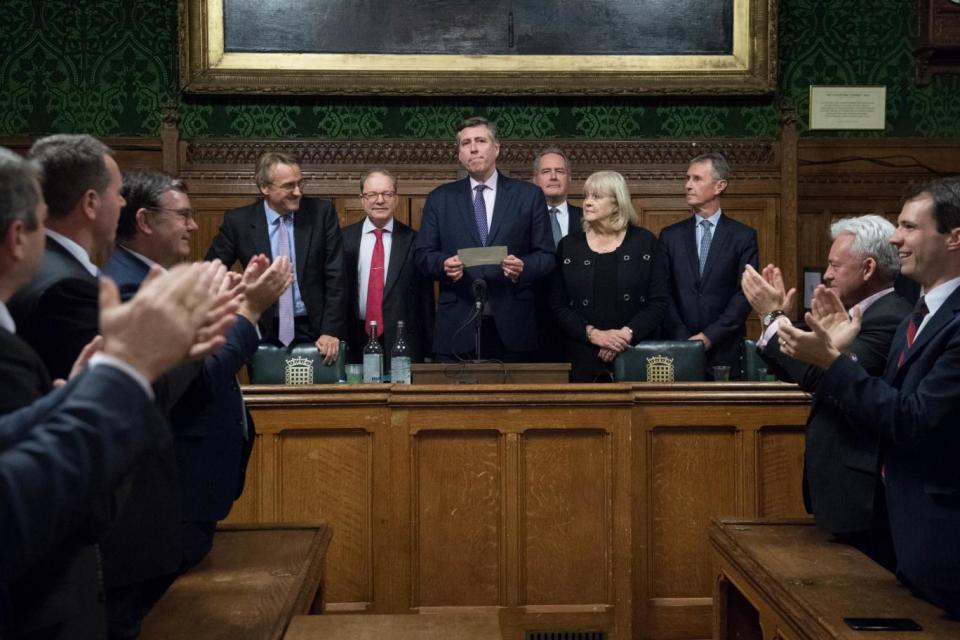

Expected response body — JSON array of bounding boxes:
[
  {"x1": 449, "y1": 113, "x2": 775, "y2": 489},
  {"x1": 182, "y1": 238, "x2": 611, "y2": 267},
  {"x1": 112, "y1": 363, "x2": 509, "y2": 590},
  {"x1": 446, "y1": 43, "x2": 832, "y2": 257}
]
[
  {"x1": 659, "y1": 213, "x2": 759, "y2": 373},
  {"x1": 818, "y1": 284, "x2": 960, "y2": 616},
  {"x1": 414, "y1": 173, "x2": 556, "y2": 354},
  {"x1": 104, "y1": 247, "x2": 258, "y2": 523},
  {"x1": 0, "y1": 367, "x2": 160, "y2": 581}
]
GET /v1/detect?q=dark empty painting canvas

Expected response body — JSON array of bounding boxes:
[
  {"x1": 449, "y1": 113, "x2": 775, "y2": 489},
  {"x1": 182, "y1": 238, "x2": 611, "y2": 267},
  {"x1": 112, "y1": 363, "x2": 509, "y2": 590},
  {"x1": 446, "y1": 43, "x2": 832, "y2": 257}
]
[{"x1": 224, "y1": 0, "x2": 734, "y2": 56}]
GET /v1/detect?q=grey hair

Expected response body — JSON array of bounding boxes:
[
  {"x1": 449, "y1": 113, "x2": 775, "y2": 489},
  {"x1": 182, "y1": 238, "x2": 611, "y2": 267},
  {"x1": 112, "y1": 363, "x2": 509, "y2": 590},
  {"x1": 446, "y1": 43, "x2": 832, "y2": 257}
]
[
  {"x1": 0, "y1": 147, "x2": 43, "y2": 237},
  {"x1": 532, "y1": 147, "x2": 571, "y2": 176},
  {"x1": 360, "y1": 168, "x2": 398, "y2": 192},
  {"x1": 581, "y1": 171, "x2": 638, "y2": 233},
  {"x1": 830, "y1": 214, "x2": 900, "y2": 280},
  {"x1": 28, "y1": 134, "x2": 112, "y2": 219},
  {"x1": 689, "y1": 152, "x2": 730, "y2": 182},
  {"x1": 255, "y1": 151, "x2": 300, "y2": 189}
]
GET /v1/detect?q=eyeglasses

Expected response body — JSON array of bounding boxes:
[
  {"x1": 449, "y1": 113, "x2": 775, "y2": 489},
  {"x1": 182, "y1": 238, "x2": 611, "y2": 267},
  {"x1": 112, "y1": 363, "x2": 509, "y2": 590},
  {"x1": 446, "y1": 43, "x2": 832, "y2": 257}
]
[
  {"x1": 361, "y1": 191, "x2": 398, "y2": 201},
  {"x1": 271, "y1": 180, "x2": 306, "y2": 193},
  {"x1": 147, "y1": 207, "x2": 196, "y2": 222}
]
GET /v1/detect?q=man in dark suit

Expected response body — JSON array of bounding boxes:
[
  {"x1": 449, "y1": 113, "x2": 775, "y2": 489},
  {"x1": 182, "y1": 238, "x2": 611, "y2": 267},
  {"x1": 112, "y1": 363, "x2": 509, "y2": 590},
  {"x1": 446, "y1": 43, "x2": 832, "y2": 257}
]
[
  {"x1": 105, "y1": 170, "x2": 291, "y2": 574},
  {"x1": 0, "y1": 150, "x2": 51, "y2": 417},
  {"x1": 742, "y1": 214, "x2": 911, "y2": 568},
  {"x1": 533, "y1": 147, "x2": 582, "y2": 363},
  {"x1": 659, "y1": 152, "x2": 759, "y2": 378},
  {"x1": 342, "y1": 168, "x2": 433, "y2": 366},
  {"x1": 780, "y1": 177, "x2": 960, "y2": 617},
  {"x1": 0, "y1": 145, "x2": 239, "y2": 639},
  {"x1": 414, "y1": 117, "x2": 556, "y2": 361},
  {"x1": 206, "y1": 151, "x2": 345, "y2": 364},
  {"x1": 533, "y1": 147, "x2": 582, "y2": 245},
  {"x1": 6, "y1": 134, "x2": 128, "y2": 639}
]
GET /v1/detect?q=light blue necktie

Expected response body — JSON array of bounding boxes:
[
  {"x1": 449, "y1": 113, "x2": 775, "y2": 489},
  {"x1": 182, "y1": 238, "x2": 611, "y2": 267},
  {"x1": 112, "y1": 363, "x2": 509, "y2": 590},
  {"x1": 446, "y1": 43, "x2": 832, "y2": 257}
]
[
  {"x1": 276, "y1": 215, "x2": 294, "y2": 346},
  {"x1": 549, "y1": 207, "x2": 562, "y2": 245},
  {"x1": 698, "y1": 219, "x2": 713, "y2": 275}
]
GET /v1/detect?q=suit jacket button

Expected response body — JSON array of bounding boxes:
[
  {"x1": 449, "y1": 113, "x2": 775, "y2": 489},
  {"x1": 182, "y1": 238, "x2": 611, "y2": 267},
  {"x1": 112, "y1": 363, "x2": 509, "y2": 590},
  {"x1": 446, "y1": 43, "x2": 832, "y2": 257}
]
[
  {"x1": 623, "y1": 254, "x2": 631, "y2": 261},
  {"x1": 642, "y1": 254, "x2": 651, "y2": 261},
  {"x1": 583, "y1": 259, "x2": 591, "y2": 266},
  {"x1": 639, "y1": 296, "x2": 645, "y2": 303},
  {"x1": 563, "y1": 258, "x2": 572, "y2": 265},
  {"x1": 623, "y1": 293, "x2": 631, "y2": 301},
  {"x1": 582, "y1": 299, "x2": 589, "y2": 306}
]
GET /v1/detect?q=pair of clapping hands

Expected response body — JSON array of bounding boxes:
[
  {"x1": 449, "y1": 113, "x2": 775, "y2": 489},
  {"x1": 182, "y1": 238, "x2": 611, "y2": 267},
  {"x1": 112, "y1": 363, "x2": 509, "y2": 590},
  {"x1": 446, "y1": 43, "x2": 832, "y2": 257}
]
[
  {"x1": 742, "y1": 263, "x2": 861, "y2": 370},
  {"x1": 61, "y1": 256, "x2": 293, "y2": 387}
]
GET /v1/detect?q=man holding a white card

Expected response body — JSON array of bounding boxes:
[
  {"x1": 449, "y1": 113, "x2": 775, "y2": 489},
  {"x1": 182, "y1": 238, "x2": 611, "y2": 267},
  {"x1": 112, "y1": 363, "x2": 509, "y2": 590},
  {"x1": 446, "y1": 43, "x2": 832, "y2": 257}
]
[{"x1": 414, "y1": 116, "x2": 555, "y2": 361}]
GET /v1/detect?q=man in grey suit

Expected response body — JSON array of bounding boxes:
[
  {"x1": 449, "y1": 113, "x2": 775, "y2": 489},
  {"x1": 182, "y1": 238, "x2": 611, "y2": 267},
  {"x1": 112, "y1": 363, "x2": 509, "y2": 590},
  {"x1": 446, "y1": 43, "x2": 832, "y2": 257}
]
[{"x1": 742, "y1": 214, "x2": 911, "y2": 568}]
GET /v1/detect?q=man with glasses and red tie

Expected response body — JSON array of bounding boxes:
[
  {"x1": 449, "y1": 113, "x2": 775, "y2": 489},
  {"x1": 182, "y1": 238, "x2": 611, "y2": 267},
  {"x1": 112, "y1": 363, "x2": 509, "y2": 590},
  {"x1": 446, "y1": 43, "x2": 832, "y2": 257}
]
[
  {"x1": 206, "y1": 151, "x2": 345, "y2": 363},
  {"x1": 414, "y1": 116, "x2": 555, "y2": 362},
  {"x1": 778, "y1": 177, "x2": 960, "y2": 618},
  {"x1": 342, "y1": 169, "x2": 433, "y2": 368}
]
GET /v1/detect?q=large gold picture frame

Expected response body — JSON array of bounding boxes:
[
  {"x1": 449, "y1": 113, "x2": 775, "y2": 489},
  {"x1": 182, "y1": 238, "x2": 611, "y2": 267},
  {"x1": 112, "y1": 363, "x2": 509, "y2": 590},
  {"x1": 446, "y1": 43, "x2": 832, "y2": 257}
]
[{"x1": 180, "y1": 0, "x2": 777, "y2": 96}]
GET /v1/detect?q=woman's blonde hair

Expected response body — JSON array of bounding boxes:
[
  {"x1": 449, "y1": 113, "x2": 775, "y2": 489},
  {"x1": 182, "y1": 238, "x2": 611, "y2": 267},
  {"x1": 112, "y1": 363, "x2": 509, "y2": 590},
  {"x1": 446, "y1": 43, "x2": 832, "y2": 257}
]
[{"x1": 581, "y1": 171, "x2": 638, "y2": 233}]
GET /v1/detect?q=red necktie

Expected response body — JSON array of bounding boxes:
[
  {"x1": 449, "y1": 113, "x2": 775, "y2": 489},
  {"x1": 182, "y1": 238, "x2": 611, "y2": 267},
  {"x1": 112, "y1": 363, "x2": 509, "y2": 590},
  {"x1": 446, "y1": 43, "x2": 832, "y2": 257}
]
[
  {"x1": 365, "y1": 228, "x2": 385, "y2": 337},
  {"x1": 897, "y1": 297, "x2": 928, "y2": 367}
]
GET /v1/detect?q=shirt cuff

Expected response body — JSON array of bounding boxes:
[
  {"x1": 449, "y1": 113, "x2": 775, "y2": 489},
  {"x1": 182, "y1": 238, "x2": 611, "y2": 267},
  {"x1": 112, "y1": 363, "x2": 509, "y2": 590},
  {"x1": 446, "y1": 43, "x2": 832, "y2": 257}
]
[
  {"x1": 756, "y1": 316, "x2": 792, "y2": 349},
  {"x1": 88, "y1": 353, "x2": 155, "y2": 401}
]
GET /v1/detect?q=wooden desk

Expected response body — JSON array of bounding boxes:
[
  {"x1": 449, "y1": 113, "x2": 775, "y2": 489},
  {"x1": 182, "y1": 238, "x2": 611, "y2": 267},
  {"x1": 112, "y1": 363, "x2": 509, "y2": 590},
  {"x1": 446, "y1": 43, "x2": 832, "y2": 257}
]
[
  {"x1": 711, "y1": 518, "x2": 960, "y2": 639},
  {"x1": 141, "y1": 523, "x2": 331, "y2": 640},
  {"x1": 229, "y1": 383, "x2": 810, "y2": 640},
  {"x1": 284, "y1": 613, "x2": 502, "y2": 640},
  {"x1": 411, "y1": 362, "x2": 571, "y2": 384}
]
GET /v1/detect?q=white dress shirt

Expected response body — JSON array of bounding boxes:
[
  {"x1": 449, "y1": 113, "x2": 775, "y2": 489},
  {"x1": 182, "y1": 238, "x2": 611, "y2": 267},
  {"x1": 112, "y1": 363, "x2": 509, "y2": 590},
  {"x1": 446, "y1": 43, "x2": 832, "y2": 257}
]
[{"x1": 358, "y1": 217, "x2": 394, "y2": 317}]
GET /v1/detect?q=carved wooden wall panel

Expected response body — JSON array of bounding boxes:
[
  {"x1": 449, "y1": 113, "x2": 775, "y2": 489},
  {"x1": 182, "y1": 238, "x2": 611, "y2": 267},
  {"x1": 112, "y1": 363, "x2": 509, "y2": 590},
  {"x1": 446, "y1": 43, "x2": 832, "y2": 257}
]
[{"x1": 796, "y1": 138, "x2": 960, "y2": 298}]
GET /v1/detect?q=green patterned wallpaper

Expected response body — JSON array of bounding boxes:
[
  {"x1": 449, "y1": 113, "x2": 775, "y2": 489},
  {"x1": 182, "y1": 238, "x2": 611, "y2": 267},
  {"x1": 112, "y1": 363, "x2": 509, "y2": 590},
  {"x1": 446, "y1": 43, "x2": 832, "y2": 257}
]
[{"x1": 2, "y1": 0, "x2": 958, "y2": 139}]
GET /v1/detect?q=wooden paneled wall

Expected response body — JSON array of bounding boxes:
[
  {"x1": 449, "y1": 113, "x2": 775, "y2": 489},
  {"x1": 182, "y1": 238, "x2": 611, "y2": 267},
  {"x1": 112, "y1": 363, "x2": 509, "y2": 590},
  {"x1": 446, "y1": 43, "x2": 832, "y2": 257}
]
[
  {"x1": 227, "y1": 384, "x2": 810, "y2": 640},
  {"x1": 797, "y1": 138, "x2": 960, "y2": 297}
]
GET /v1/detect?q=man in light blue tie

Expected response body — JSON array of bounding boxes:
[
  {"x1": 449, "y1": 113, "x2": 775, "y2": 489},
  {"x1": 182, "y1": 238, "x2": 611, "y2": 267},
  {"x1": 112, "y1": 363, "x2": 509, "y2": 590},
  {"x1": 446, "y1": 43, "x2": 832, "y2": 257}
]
[
  {"x1": 206, "y1": 152, "x2": 345, "y2": 364},
  {"x1": 658, "y1": 152, "x2": 759, "y2": 378}
]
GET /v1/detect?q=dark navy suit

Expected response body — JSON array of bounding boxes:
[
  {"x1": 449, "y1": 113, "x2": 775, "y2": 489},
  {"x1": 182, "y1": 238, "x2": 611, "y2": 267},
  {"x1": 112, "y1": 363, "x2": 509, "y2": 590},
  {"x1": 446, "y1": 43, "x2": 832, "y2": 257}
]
[
  {"x1": 659, "y1": 213, "x2": 759, "y2": 376},
  {"x1": 0, "y1": 364, "x2": 164, "y2": 640},
  {"x1": 761, "y1": 291, "x2": 912, "y2": 542},
  {"x1": 104, "y1": 247, "x2": 259, "y2": 570},
  {"x1": 414, "y1": 173, "x2": 555, "y2": 356},
  {"x1": 817, "y1": 284, "x2": 960, "y2": 616}
]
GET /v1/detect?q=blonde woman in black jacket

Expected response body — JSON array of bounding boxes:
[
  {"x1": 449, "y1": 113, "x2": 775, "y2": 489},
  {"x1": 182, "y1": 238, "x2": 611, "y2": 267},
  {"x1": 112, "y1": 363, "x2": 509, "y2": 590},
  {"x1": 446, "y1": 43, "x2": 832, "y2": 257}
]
[{"x1": 549, "y1": 171, "x2": 670, "y2": 381}]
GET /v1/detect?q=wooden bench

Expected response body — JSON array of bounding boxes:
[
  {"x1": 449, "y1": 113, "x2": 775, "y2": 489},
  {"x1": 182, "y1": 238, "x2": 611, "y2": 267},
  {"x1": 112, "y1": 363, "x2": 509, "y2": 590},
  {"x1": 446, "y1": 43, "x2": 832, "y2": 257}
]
[
  {"x1": 711, "y1": 518, "x2": 960, "y2": 639},
  {"x1": 141, "y1": 523, "x2": 331, "y2": 640},
  {"x1": 283, "y1": 612, "x2": 502, "y2": 640}
]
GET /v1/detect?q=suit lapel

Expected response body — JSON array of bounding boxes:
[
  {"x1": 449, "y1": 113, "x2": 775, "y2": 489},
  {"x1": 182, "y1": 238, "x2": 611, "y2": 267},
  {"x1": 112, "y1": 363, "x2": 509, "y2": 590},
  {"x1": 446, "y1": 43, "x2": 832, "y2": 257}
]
[
  {"x1": 343, "y1": 223, "x2": 362, "y2": 316},
  {"x1": 456, "y1": 178, "x2": 483, "y2": 247},
  {"x1": 293, "y1": 207, "x2": 314, "y2": 281},
  {"x1": 487, "y1": 175, "x2": 513, "y2": 246},
  {"x1": 699, "y1": 214, "x2": 728, "y2": 282},
  {"x1": 249, "y1": 204, "x2": 271, "y2": 258},
  {"x1": 898, "y1": 287, "x2": 960, "y2": 371},
  {"x1": 385, "y1": 223, "x2": 410, "y2": 299},
  {"x1": 680, "y1": 217, "x2": 700, "y2": 283}
]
